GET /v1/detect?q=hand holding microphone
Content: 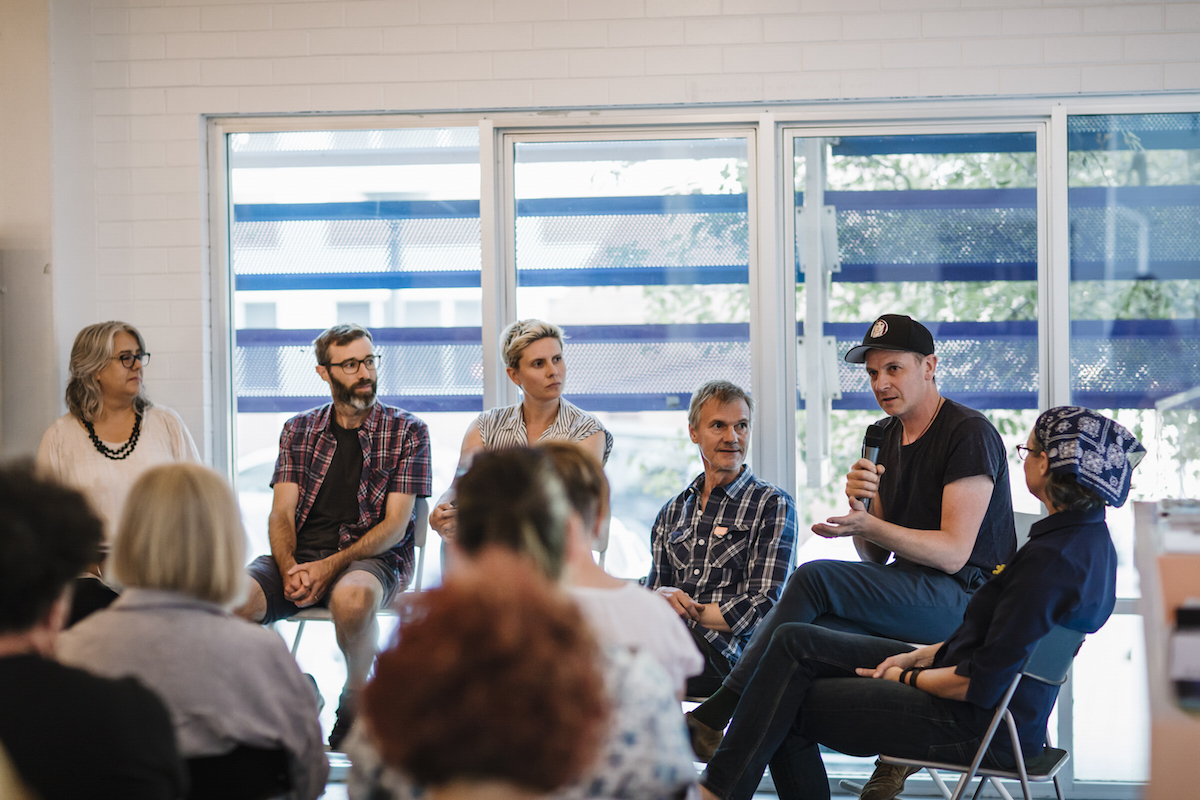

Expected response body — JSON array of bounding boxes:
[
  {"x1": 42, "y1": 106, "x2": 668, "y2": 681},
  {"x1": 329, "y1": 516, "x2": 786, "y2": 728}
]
[{"x1": 846, "y1": 423, "x2": 886, "y2": 512}]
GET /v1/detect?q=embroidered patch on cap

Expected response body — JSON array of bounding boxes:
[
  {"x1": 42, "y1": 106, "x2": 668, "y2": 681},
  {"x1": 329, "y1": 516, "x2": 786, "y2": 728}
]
[{"x1": 870, "y1": 318, "x2": 888, "y2": 339}]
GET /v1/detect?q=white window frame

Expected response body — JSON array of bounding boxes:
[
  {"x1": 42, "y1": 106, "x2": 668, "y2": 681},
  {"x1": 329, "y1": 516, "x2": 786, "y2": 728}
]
[{"x1": 205, "y1": 93, "x2": 1200, "y2": 799}]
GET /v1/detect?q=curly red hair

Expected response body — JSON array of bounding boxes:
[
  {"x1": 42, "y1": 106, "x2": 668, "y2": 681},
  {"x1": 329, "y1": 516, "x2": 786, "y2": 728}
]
[{"x1": 363, "y1": 550, "x2": 609, "y2": 792}]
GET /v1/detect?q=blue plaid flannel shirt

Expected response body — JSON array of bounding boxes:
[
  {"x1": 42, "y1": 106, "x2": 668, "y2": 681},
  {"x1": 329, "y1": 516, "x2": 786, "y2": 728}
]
[{"x1": 643, "y1": 466, "x2": 796, "y2": 665}]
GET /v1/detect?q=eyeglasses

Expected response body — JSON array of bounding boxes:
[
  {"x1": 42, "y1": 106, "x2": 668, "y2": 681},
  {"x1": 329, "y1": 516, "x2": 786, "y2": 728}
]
[
  {"x1": 113, "y1": 352, "x2": 150, "y2": 369},
  {"x1": 1015, "y1": 444, "x2": 1043, "y2": 461},
  {"x1": 324, "y1": 355, "x2": 380, "y2": 374}
]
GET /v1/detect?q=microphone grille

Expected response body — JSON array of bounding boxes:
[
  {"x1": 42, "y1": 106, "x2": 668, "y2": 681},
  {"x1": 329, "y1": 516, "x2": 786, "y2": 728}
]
[{"x1": 864, "y1": 423, "x2": 886, "y2": 449}]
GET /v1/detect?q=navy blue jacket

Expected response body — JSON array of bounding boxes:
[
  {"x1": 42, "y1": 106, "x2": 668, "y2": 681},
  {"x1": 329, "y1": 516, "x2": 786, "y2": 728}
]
[{"x1": 934, "y1": 507, "x2": 1117, "y2": 761}]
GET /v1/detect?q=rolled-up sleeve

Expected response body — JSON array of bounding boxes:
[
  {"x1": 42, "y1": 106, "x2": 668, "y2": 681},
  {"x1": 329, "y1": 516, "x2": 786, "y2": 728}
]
[
  {"x1": 390, "y1": 419, "x2": 432, "y2": 498},
  {"x1": 271, "y1": 418, "x2": 302, "y2": 487}
]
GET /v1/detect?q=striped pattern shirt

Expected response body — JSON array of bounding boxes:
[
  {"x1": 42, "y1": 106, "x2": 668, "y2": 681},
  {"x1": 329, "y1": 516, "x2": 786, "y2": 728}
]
[
  {"x1": 476, "y1": 398, "x2": 613, "y2": 464},
  {"x1": 643, "y1": 466, "x2": 797, "y2": 664},
  {"x1": 272, "y1": 402, "x2": 432, "y2": 586}
]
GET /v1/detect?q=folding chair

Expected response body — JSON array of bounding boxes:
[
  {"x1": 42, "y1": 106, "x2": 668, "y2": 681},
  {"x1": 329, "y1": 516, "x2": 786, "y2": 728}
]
[
  {"x1": 283, "y1": 496, "x2": 429, "y2": 655},
  {"x1": 853, "y1": 624, "x2": 1085, "y2": 800}
]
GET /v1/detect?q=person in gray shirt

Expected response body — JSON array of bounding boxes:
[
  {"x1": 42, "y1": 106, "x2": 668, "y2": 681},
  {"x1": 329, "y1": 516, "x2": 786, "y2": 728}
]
[{"x1": 58, "y1": 463, "x2": 328, "y2": 800}]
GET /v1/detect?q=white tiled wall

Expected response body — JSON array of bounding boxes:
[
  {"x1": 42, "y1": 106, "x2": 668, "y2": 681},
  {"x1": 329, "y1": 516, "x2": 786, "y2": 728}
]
[{"x1": 21, "y1": 0, "x2": 1200, "y2": 459}]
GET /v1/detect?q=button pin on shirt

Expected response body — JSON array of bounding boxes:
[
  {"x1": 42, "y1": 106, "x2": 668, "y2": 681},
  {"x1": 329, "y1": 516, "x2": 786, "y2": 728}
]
[{"x1": 713, "y1": 526, "x2": 729, "y2": 537}]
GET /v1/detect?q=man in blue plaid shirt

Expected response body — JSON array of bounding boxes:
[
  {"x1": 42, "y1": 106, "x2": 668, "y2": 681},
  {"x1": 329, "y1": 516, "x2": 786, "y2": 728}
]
[
  {"x1": 237, "y1": 324, "x2": 432, "y2": 751},
  {"x1": 643, "y1": 379, "x2": 797, "y2": 700}
]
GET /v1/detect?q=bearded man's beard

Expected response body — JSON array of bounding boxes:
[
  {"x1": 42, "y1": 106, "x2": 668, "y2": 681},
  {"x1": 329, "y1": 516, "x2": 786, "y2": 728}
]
[{"x1": 333, "y1": 375, "x2": 377, "y2": 411}]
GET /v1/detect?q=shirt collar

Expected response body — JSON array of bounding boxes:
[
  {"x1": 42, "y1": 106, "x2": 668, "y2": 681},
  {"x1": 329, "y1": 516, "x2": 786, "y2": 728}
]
[
  {"x1": 112, "y1": 587, "x2": 227, "y2": 616},
  {"x1": 684, "y1": 464, "x2": 754, "y2": 502},
  {"x1": 316, "y1": 401, "x2": 381, "y2": 434},
  {"x1": 1028, "y1": 506, "x2": 1106, "y2": 539}
]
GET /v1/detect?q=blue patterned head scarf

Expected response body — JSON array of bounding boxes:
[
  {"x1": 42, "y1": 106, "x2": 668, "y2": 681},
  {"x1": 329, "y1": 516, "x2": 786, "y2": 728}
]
[{"x1": 1034, "y1": 406, "x2": 1147, "y2": 508}]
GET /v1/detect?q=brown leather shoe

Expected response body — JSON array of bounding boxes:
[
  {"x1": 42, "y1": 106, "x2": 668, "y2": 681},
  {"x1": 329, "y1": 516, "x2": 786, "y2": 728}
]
[
  {"x1": 685, "y1": 711, "x2": 724, "y2": 762},
  {"x1": 859, "y1": 761, "x2": 919, "y2": 800}
]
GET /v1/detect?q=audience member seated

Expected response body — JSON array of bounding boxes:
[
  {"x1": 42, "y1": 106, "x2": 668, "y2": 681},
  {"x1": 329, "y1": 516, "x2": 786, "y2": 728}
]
[
  {"x1": 541, "y1": 440, "x2": 703, "y2": 697},
  {"x1": 0, "y1": 464, "x2": 186, "y2": 799},
  {"x1": 364, "y1": 550, "x2": 609, "y2": 800},
  {"x1": 430, "y1": 318, "x2": 613, "y2": 543},
  {"x1": 37, "y1": 320, "x2": 200, "y2": 625},
  {"x1": 234, "y1": 323, "x2": 432, "y2": 750},
  {"x1": 696, "y1": 407, "x2": 1145, "y2": 800},
  {"x1": 348, "y1": 448, "x2": 697, "y2": 800},
  {"x1": 57, "y1": 463, "x2": 328, "y2": 800},
  {"x1": 642, "y1": 379, "x2": 798, "y2": 699}
]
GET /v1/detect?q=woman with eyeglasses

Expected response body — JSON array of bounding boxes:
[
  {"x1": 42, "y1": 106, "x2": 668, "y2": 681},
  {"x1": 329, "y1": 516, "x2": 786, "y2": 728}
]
[
  {"x1": 37, "y1": 321, "x2": 199, "y2": 623},
  {"x1": 429, "y1": 319, "x2": 612, "y2": 542}
]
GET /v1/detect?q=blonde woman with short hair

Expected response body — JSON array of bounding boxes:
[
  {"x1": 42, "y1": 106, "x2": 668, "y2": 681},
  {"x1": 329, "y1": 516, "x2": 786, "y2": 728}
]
[
  {"x1": 429, "y1": 318, "x2": 612, "y2": 541},
  {"x1": 57, "y1": 464, "x2": 329, "y2": 800}
]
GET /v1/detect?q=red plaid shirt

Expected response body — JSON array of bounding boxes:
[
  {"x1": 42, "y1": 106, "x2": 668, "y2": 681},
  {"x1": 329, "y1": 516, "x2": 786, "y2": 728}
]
[{"x1": 271, "y1": 402, "x2": 432, "y2": 586}]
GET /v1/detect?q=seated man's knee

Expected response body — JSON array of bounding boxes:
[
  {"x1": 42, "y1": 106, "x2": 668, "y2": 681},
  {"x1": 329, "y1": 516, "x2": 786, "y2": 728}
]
[
  {"x1": 234, "y1": 578, "x2": 268, "y2": 623},
  {"x1": 329, "y1": 577, "x2": 381, "y2": 628}
]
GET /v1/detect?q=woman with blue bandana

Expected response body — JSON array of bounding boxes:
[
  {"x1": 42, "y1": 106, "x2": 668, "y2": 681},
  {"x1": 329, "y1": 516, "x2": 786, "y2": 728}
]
[{"x1": 697, "y1": 407, "x2": 1146, "y2": 800}]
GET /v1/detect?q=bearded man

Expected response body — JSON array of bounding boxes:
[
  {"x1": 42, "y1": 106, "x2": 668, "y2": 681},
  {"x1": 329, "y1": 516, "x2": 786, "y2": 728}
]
[{"x1": 236, "y1": 324, "x2": 432, "y2": 750}]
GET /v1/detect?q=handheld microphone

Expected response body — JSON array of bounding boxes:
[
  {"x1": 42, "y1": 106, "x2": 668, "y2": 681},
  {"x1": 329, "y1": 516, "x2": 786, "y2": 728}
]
[{"x1": 860, "y1": 423, "x2": 886, "y2": 512}]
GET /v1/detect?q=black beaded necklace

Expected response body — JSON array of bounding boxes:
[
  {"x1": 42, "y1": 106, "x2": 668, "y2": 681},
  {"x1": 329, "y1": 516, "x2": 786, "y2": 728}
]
[{"x1": 83, "y1": 411, "x2": 143, "y2": 461}]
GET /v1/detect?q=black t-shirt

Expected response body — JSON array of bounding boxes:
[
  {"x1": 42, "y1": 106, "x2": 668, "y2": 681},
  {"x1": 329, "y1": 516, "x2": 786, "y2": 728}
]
[
  {"x1": 297, "y1": 420, "x2": 364, "y2": 552},
  {"x1": 0, "y1": 654, "x2": 186, "y2": 800},
  {"x1": 876, "y1": 398, "x2": 1016, "y2": 586}
]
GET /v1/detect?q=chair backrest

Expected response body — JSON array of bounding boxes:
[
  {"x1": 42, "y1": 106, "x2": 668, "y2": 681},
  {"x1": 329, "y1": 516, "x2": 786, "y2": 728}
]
[
  {"x1": 185, "y1": 745, "x2": 290, "y2": 800},
  {"x1": 410, "y1": 495, "x2": 429, "y2": 592},
  {"x1": 412, "y1": 496, "x2": 429, "y2": 549},
  {"x1": 1013, "y1": 511, "x2": 1043, "y2": 551},
  {"x1": 1022, "y1": 625, "x2": 1086, "y2": 687}
]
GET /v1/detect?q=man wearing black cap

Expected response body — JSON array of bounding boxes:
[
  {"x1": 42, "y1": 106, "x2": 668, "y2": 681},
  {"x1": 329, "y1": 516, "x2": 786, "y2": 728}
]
[{"x1": 686, "y1": 315, "x2": 1015, "y2": 794}]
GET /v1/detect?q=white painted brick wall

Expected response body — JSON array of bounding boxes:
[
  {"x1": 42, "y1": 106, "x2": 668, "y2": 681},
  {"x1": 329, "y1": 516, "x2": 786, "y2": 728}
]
[{"x1": 47, "y1": 0, "x2": 1200, "y2": 456}]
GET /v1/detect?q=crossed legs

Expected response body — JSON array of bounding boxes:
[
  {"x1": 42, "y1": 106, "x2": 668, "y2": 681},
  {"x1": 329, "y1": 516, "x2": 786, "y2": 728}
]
[{"x1": 701, "y1": 623, "x2": 989, "y2": 800}]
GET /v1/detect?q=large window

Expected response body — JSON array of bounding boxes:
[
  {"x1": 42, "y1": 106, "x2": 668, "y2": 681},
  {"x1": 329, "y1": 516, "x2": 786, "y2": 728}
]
[
  {"x1": 1066, "y1": 112, "x2": 1200, "y2": 783},
  {"x1": 509, "y1": 135, "x2": 753, "y2": 578},
  {"x1": 791, "y1": 131, "x2": 1042, "y2": 551},
  {"x1": 214, "y1": 106, "x2": 1198, "y2": 798},
  {"x1": 228, "y1": 127, "x2": 482, "y2": 587}
]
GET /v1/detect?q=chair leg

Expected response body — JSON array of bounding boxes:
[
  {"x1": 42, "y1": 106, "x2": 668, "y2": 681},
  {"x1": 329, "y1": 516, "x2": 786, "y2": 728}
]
[
  {"x1": 290, "y1": 619, "x2": 306, "y2": 655},
  {"x1": 926, "y1": 768, "x2": 954, "y2": 800},
  {"x1": 988, "y1": 776, "x2": 1017, "y2": 800}
]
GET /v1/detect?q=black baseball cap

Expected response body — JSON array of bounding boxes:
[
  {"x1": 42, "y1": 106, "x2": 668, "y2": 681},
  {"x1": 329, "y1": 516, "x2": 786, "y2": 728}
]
[{"x1": 844, "y1": 314, "x2": 935, "y2": 363}]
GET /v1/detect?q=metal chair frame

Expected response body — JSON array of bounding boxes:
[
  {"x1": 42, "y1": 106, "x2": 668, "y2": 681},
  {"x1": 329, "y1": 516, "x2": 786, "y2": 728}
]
[{"x1": 854, "y1": 625, "x2": 1086, "y2": 800}]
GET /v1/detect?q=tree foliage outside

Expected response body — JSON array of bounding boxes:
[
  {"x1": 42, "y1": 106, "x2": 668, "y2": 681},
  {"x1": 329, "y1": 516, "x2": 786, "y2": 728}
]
[{"x1": 616, "y1": 139, "x2": 1200, "y2": 513}]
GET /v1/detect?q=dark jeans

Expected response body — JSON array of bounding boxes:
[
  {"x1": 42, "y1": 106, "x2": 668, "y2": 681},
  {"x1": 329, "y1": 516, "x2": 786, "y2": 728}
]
[
  {"x1": 701, "y1": 624, "x2": 1003, "y2": 800},
  {"x1": 723, "y1": 559, "x2": 976, "y2": 694},
  {"x1": 687, "y1": 626, "x2": 733, "y2": 698}
]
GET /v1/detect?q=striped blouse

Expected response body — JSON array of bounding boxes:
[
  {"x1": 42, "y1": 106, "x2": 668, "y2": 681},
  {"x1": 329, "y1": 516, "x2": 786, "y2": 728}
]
[{"x1": 476, "y1": 398, "x2": 613, "y2": 464}]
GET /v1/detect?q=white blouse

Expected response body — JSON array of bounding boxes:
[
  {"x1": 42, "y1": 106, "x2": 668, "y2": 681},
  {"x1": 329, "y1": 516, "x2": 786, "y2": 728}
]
[
  {"x1": 476, "y1": 398, "x2": 613, "y2": 464},
  {"x1": 37, "y1": 406, "x2": 200, "y2": 542}
]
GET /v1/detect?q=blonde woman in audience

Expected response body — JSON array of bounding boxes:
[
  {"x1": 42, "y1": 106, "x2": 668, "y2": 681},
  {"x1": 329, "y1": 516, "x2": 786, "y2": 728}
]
[
  {"x1": 429, "y1": 318, "x2": 612, "y2": 541},
  {"x1": 37, "y1": 321, "x2": 199, "y2": 623},
  {"x1": 364, "y1": 550, "x2": 609, "y2": 800},
  {"x1": 348, "y1": 447, "x2": 697, "y2": 800},
  {"x1": 57, "y1": 463, "x2": 328, "y2": 800},
  {"x1": 541, "y1": 440, "x2": 703, "y2": 698}
]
